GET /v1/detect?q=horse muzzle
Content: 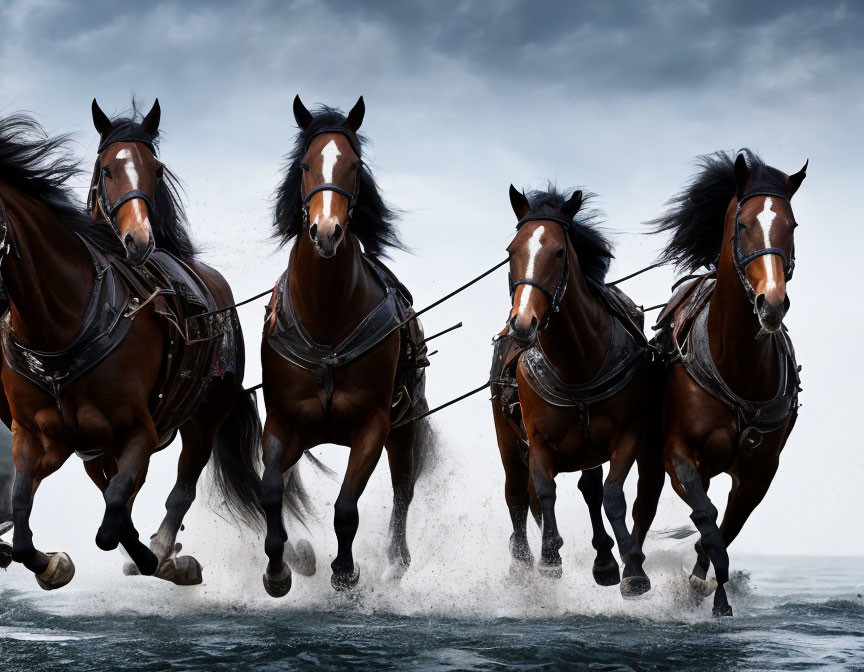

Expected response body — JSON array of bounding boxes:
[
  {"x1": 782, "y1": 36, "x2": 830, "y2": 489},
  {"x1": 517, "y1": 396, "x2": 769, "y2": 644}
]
[
  {"x1": 123, "y1": 230, "x2": 155, "y2": 265},
  {"x1": 309, "y1": 221, "x2": 345, "y2": 259},
  {"x1": 755, "y1": 292, "x2": 790, "y2": 333},
  {"x1": 508, "y1": 314, "x2": 539, "y2": 346}
]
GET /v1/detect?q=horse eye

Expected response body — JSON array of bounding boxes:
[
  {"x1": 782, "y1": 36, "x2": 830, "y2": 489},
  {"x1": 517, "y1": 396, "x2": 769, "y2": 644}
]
[
  {"x1": 792, "y1": 221, "x2": 799, "y2": 229},
  {"x1": 156, "y1": 165, "x2": 165, "y2": 179},
  {"x1": 301, "y1": 162, "x2": 310, "y2": 172},
  {"x1": 102, "y1": 166, "x2": 112, "y2": 179},
  {"x1": 739, "y1": 221, "x2": 747, "y2": 229},
  {"x1": 555, "y1": 247, "x2": 565, "y2": 258}
]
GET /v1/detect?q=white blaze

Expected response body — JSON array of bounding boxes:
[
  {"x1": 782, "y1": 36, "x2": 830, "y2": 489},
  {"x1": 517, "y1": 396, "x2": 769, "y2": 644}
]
[
  {"x1": 756, "y1": 197, "x2": 779, "y2": 289},
  {"x1": 316, "y1": 140, "x2": 341, "y2": 224},
  {"x1": 518, "y1": 226, "x2": 546, "y2": 313},
  {"x1": 114, "y1": 148, "x2": 140, "y2": 188}
]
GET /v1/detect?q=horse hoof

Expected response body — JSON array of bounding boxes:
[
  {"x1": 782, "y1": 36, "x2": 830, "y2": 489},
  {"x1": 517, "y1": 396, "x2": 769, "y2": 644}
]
[
  {"x1": 592, "y1": 558, "x2": 621, "y2": 587},
  {"x1": 538, "y1": 562, "x2": 563, "y2": 579},
  {"x1": 35, "y1": 552, "x2": 75, "y2": 590},
  {"x1": 689, "y1": 573, "x2": 718, "y2": 597},
  {"x1": 331, "y1": 563, "x2": 361, "y2": 591},
  {"x1": 620, "y1": 575, "x2": 652, "y2": 597},
  {"x1": 263, "y1": 564, "x2": 292, "y2": 598},
  {"x1": 381, "y1": 560, "x2": 408, "y2": 583},
  {"x1": 122, "y1": 561, "x2": 141, "y2": 576},
  {"x1": 156, "y1": 555, "x2": 203, "y2": 586},
  {"x1": 712, "y1": 604, "x2": 734, "y2": 617},
  {"x1": 289, "y1": 539, "x2": 316, "y2": 577}
]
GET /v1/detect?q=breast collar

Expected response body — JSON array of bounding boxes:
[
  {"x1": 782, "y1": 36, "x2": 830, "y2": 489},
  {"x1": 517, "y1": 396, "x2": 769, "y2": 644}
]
[
  {"x1": 268, "y1": 254, "x2": 409, "y2": 373},
  {"x1": 681, "y1": 305, "x2": 800, "y2": 445},
  {"x1": 519, "y1": 316, "x2": 644, "y2": 411}
]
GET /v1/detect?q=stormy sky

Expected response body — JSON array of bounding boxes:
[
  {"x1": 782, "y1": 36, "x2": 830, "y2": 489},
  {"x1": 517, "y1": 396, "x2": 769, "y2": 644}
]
[{"x1": 1, "y1": 0, "x2": 862, "y2": 562}]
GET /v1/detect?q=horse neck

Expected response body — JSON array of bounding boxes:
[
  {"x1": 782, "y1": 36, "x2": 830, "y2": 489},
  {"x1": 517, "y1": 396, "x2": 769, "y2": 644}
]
[
  {"x1": 0, "y1": 183, "x2": 94, "y2": 350},
  {"x1": 537, "y1": 246, "x2": 612, "y2": 383},
  {"x1": 288, "y1": 231, "x2": 384, "y2": 343},
  {"x1": 707, "y1": 205, "x2": 780, "y2": 400}
]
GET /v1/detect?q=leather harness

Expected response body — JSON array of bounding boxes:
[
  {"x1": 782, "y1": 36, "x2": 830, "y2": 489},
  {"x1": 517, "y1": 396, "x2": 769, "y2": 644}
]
[
  {"x1": 267, "y1": 254, "x2": 428, "y2": 425},
  {"x1": 491, "y1": 279, "x2": 650, "y2": 456},
  {"x1": 653, "y1": 275, "x2": 800, "y2": 450},
  {"x1": 0, "y1": 232, "x2": 238, "y2": 458}
]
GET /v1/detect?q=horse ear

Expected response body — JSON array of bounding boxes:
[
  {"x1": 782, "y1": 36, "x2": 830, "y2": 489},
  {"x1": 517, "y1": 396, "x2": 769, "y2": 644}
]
[
  {"x1": 734, "y1": 152, "x2": 751, "y2": 197},
  {"x1": 141, "y1": 99, "x2": 161, "y2": 135},
  {"x1": 91, "y1": 99, "x2": 112, "y2": 136},
  {"x1": 509, "y1": 184, "x2": 531, "y2": 220},
  {"x1": 293, "y1": 95, "x2": 313, "y2": 130},
  {"x1": 344, "y1": 96, "x2": 365, "y2": 133},
  {"x1": 787, "y1": 159, "x2": 808, "y2": 196},
  {"x1": 561, "y1": 190, "x2": 583, "y2": 220}
]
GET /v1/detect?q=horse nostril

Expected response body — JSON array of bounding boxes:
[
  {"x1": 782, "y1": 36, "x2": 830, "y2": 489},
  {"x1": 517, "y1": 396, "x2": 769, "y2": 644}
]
[
  {"x1": 509, "y1": 316, "x2": 517, "y2": 330},
  {"x1": 530, "y1": 316, "x2": 538, "y2": 329},
  {"x1": 309, "y1": 223, "x2": 318, "y2": 241},
  {"x1": 333, "y1": 224, "x2": 344, "y2": 243}
]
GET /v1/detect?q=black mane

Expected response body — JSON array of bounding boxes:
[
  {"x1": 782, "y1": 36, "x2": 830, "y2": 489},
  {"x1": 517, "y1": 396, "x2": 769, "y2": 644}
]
[
  {"x1": 99, "y1": 104, "x2": 196, "y2": 260},
  {"x1": 648, "y1": 149, "x2": 790, "y2": 272},
  {"x1": 0, "y1": 114, "x2": 95, "y2": 236},
  {"x1": 524, "y1": 186, "x2": 613, "y2": 285},
  {"x1": 273, "y1": 105, "x2": 403, "y2": 258}
]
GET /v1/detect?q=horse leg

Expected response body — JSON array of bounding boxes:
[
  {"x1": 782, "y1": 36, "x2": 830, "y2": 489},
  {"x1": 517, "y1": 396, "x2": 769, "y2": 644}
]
[
  {"x1": 94, "y1": 425, "x2": 158, "y2": 575},
  {"x1": 382, "y1": 422, "x2": 415, "y2": 581},
  {"x1": 719, "y1": 462, "x2": 778, "y2": 549},
  {"x1": 147, "y1": 417, "x2": 220, "y2": 586},
  {"x1": 11, "y1": 429, "x2": 75, "y2": 589},
  {"x1": 603, "y1": 436, "x2": 652, "y2": 597},
  {"x1": 631, "y1": 439, "x2": 666, "y2": 550},
  {"x1": 668, "y1": 441, "x2": 732, "y2": 616},
  {"x1": 530, "y1": 442, "x2": 563, "y2": 578},
  {"x1": 260, "y1": 419, "x2": 303, "y2": 598},
  {"x1": 331, "y1": 418, "x2": 388, "y2": 590},
  {"x1": 493, "y1": 403, "x2": 534, "y2": 572},
  {"x1": 578, "y1": 466, "x2": 619, "y2": 586}
]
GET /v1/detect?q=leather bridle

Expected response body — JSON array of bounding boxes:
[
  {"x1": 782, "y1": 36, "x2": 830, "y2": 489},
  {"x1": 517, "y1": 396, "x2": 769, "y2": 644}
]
[
  {"x1": 87, "y1": 142, "x2": 162, "y2": 254},
  {"x1": 299, "y1": 128, "x2": 362, "y2": 228},
  {"x1": 508, "y1": 215, "x2": 571, "y2": 331},
  {"x1": 731, "y1": 189, "x2": 795, "y2": 306}
]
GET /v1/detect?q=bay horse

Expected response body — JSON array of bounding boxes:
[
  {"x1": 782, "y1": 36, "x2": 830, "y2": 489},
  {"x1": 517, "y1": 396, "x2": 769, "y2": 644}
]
[
  {"x1": 0, "y1": 104, "x2": 259, "y2": 589},
  {"x1": 491, "y1": 186, "x2": 665, "y2": 596},
  {"x1": 649, "y1": 149, "x2": 806, "y2": 616},
  {"x1": 251, "y1": 96, "x2": 434, "y2": 596}
]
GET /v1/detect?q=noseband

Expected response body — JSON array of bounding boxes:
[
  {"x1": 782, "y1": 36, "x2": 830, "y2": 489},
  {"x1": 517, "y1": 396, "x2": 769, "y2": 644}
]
[
  {"x1": 732, "y1": 189, "x2": 795, "y2": 306},
  {"x1": 87, "y1": 144, "x2": 162, "y2": 242},
  {"x1": 508, "y1": 216, "x2": 571, "y2": 331}
]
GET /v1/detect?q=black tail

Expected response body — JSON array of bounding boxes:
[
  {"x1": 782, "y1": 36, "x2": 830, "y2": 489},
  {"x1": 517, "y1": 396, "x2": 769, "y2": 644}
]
[
  {"x1": 410, "y1": 376, "x2": 438, "y2": 484},
  {"x1": 211, "y1": 385, "x2": 264, "y2": 529}
]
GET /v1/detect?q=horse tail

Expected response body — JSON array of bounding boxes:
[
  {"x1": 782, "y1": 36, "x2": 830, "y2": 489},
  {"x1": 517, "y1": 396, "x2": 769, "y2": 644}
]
[
  {"x1": 280, "y1": 449, "x2": 336, "y2": 528},
  {"x1": 211, "y1": 385, "x2": 264, "y2": 529},
  {"x1": 410, "y1": 375, "x2": 438, "y2": 484}
]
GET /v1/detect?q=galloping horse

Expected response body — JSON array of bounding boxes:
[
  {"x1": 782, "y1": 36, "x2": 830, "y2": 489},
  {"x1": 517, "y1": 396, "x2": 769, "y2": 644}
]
[
  {"x1": 650, "y1": 150, "x2": 806, "y2": 615},
  {"x1": 491, "y1": 186, "x2": 665, "y2": 595},
  {"x1": 251, "y1": 96, "x2": 434, "y2": 596},
  {"x1": 0, "y1": 104, "x2": 259, "y2": 589}
]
